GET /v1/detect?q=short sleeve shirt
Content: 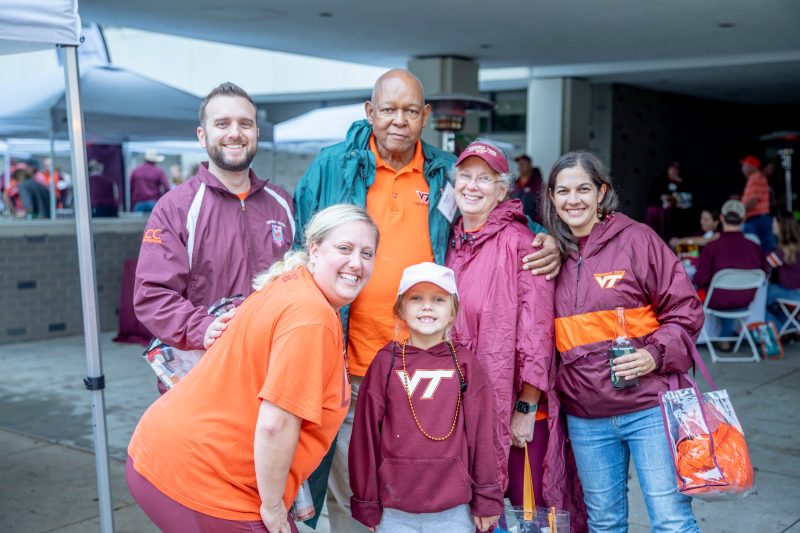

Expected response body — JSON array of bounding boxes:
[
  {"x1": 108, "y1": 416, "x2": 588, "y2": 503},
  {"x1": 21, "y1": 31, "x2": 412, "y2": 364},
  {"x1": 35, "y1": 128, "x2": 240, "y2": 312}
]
[
  {"x1": 742, "y1": 170, "x2": 770, "y2": 219},
  {"x1": 128, "y1": 266, "x2": 349, "y2": 521}
]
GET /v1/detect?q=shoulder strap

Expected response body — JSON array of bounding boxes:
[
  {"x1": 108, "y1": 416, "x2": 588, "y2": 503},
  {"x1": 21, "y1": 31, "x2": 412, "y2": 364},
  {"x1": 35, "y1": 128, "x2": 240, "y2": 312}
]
[{"x1": 668, "y1": 343, "x2": 717, "y2": 391}]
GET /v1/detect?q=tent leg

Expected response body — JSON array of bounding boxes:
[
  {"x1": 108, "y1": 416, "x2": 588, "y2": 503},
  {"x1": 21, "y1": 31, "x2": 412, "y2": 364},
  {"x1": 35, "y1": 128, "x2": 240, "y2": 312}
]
[
  {"x1": 3, "y1": 144, "x2": 9, "y2": 191},
  {"x1": 60, "y1": 44, "x2": 115, "y2": 533},
  {"x1": 49, "y1": 129, "x2": 57, "y2": 219}
]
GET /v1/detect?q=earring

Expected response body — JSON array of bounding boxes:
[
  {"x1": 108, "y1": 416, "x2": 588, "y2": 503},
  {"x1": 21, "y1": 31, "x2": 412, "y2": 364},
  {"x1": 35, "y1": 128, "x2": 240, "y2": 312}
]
[{"x1": 308, "y1": 262, "x2": 316, "y2": 275}]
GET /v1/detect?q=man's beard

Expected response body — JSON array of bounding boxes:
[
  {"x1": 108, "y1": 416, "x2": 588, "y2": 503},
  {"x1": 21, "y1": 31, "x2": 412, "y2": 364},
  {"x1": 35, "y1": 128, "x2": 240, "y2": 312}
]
[{"x1": 207, "y1": 143, "x2": 257, "y2": 172}]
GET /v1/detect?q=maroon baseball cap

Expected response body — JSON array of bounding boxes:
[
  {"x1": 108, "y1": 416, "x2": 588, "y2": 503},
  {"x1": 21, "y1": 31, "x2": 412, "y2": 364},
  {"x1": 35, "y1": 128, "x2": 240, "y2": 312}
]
[{"x1": 455, "y1": 141, "x2": 509, "y2": 174}]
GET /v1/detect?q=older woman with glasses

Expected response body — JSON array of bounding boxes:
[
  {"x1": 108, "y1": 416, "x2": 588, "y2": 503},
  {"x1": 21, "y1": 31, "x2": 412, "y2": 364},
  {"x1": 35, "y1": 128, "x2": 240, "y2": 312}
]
[{"x1": 445, "y1": 139, "x2": 585, "y2": 530}]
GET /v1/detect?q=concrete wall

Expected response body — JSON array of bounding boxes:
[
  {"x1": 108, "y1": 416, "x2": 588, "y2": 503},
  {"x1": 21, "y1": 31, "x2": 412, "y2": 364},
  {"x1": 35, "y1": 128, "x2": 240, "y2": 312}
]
[{"x1": 0, "y1": 219, "x2": 146, "y2": 345}]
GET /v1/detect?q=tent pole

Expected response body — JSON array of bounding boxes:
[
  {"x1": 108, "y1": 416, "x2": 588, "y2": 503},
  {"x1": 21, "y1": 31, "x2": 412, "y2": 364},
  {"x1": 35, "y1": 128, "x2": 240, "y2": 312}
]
[
  {"x1": 49, "y1": 128, "x2": 57, "y2": 219},
  {"x1": 59, "y1": 44, "x2": 115, "y2": 533},
  {"x1": 3, "y1": 142, "x2": 9, "y2": 190},
  {"x1": 122, "y1": 142, "x2": 131, "y2": 212}
]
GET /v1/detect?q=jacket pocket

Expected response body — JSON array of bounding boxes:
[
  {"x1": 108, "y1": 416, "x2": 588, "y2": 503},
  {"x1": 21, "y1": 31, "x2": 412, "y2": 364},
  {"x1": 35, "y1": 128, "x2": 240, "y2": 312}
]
[{"x1": 378, "y1": 456, "x2": 473, "y2": 513}]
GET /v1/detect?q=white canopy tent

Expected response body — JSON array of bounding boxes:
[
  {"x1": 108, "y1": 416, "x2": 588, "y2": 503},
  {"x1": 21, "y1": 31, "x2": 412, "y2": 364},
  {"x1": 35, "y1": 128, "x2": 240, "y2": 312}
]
[
  {"x1": 274, "y1": 102, "x2": 365, "y2": 142},
  {"x1": 0, "y1": 63, "x2": 274, "y2": 212},
  {"x1": 0, "y1": 1, "x2": 114, "y2": 531},
  {"x1": 0, "y1": 64, "x2": 205, "y2": 143}
]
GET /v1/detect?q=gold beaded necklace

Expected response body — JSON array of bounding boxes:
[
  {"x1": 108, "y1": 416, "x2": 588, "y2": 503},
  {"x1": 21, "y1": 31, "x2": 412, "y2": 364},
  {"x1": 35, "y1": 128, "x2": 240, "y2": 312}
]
[{"x1": 400, "y1": 339, "x2": 465, "y2": 441}]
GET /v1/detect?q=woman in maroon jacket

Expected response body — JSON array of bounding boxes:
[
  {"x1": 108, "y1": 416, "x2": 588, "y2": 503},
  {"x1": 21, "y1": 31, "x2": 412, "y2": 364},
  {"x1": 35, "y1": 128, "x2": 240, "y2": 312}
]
[
  {"x1": 766, "y1": 212, "x2": 800, "y2": 327},
  {"x1": 445, "y1": 139, "x2": 585, "y2": 531},
  {"x1": 541, "y1": 151, "x2": 703, "y2": 532}
]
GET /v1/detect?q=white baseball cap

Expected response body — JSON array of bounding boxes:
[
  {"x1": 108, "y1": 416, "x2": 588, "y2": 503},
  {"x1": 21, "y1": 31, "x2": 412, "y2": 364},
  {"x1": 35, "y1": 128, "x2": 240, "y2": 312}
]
[{"x1": 397, "y1": 262, "x2": 459, "y2": 297}]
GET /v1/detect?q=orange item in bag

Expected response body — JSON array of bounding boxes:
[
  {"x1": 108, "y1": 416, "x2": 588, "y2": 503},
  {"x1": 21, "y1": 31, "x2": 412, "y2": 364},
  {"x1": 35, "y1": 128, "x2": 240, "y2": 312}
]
[{"x1": 676, "y1": 422, "x2": 754, "y2": 495}]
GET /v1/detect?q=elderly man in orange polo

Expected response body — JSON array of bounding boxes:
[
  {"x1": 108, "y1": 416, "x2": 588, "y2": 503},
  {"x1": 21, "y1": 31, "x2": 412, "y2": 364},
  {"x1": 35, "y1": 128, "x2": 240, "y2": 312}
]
[{"x1": 294, "y1": 68, "x2": 562, "y2": 532}]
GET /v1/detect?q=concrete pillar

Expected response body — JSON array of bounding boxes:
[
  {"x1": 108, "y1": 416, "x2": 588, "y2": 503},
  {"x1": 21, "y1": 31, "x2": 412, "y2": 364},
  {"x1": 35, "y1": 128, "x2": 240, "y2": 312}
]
[
  {"x1": 526, "y1": 77, "x2": 591, "y2": 176},
  {"x1": 407, "y1": 56, "x2": 481, "y2": 148}
]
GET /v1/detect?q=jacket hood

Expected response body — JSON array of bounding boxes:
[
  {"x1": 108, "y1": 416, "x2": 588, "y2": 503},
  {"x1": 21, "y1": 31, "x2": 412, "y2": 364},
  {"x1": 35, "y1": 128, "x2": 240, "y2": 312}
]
[
  {"x1": 574, "y1": 212, "x2": 638, "y2": 260},
  {"x1": 344, "y1": 119, "x2": 374, "y2": 152},
  {"x1": 450, "y1": 199, "x2": 528, "y2": 251}
]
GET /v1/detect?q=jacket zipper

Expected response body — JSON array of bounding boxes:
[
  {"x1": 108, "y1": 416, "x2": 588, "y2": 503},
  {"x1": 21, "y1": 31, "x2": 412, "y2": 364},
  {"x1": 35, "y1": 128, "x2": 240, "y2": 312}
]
[
  {"x1": 575, "y1": 255, "x2": 583, "y2": 310},
  {"x1": 240, "y1": 199, "x2": 245, "y2": 211}
]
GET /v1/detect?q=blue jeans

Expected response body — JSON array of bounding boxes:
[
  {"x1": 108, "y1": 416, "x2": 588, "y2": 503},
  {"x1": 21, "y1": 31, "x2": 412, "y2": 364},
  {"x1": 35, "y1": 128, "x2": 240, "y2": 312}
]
[
  {"x1": 133, "y1": 200, "x2": 157, "y2": 212},
  {"x1": 567, "y1": 406, "x2": 699, "y2": 533},
  {"x1": 743, "y1": 214, "x2": 775, "y2": 252},
  {"x1": 766, "y1": 283, "x2": 800, "y2": 327}
]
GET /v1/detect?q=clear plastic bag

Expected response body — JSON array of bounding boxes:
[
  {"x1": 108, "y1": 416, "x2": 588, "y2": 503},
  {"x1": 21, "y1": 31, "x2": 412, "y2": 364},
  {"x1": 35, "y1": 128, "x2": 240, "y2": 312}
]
[
  {"x1": 142, "y1": 338, "x2": 204, "y2": 390},
  {"x1": 659, "y1": 380, "x2": 755, "y2": 500},
  {"x1": 501, "y1": 506, "x2": 569, "y2": 533},
  {"x1": 142, "y1": 294, "x2": 244, "y2": 390}
]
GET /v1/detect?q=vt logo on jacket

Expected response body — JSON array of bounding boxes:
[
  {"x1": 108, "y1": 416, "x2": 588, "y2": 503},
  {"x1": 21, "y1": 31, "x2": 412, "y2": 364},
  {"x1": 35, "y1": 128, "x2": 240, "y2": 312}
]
[
  {"x1": 594, "y1": 270, "x2": 625, "y2": 289},
  {"x1": 396, "y1": 369, "x2": 454, "y2": 399}
]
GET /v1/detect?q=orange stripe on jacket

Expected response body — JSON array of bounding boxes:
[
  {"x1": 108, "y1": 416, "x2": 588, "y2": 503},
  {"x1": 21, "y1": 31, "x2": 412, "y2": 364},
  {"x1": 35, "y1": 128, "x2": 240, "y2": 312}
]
[{"x1": 555, "y1": 305, "x2": 660, "y2": 353}]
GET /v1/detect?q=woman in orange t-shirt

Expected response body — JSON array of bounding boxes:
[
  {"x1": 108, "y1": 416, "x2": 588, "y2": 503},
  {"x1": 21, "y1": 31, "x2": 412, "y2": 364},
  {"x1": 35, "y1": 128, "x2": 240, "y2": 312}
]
[{"x1": 127, "y1": 204, "x2": 379, "y2": 533}]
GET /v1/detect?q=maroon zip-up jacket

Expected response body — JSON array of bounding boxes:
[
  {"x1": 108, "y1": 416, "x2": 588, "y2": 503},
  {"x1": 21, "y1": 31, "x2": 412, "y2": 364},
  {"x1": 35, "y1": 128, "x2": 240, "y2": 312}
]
[
  {"x1": 349, "y1": 341, "x2": 503, "y2": 528},
  {"x1": 554, "y1": 213, "x2": 704, "y2": 419},
  {"x1": 134, "y1": 163, "x2": 294, "y2": 350}
]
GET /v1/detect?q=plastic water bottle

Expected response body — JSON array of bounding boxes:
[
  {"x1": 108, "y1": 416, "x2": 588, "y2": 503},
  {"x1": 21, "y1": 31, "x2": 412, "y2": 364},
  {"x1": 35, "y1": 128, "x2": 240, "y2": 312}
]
[{"x1": 610, "y1": 307, "x2": 638, "y2": 390}]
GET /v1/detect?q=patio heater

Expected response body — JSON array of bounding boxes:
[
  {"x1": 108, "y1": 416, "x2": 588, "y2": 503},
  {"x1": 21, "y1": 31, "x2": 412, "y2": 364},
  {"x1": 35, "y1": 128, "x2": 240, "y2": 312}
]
[
  {"x1": 426, "y1": 92, "x2": 494, "y2": 152},
  {"x1": 760, "y1": 130, "x2": 798, "y2": 212}
]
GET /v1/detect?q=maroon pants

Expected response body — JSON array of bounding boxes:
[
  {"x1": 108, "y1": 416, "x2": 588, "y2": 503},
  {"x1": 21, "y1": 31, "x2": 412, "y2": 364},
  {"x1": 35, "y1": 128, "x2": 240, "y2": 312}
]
[
  {"x1": 505, "y1": 418, "x2": 549, "y2": 508},
  {"x1": 126, "y1": 457, "x2": 299, "y2": 533}
]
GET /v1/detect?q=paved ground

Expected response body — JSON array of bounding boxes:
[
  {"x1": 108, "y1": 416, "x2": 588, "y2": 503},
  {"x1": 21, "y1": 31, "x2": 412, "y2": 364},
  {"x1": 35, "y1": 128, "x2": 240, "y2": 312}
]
[{"x1": 1, "y1": 332, "x2": 798, "y2": 532}]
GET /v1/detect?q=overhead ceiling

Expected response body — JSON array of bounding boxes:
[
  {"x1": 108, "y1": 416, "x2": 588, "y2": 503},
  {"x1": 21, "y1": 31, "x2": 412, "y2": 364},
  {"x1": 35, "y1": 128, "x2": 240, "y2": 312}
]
[{"x1": 80, "y1": 0, "x2": 800, "y2": 104}]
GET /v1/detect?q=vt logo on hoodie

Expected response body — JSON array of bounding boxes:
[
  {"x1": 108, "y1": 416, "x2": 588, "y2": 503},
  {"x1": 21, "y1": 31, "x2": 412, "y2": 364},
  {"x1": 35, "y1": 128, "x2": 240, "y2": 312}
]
[
  {"x1": 396, "y1": 369, "x2": 455, "y2": 399},
  {"x1": 594, "y1": 270, "x2": 625, "y2": 289}
]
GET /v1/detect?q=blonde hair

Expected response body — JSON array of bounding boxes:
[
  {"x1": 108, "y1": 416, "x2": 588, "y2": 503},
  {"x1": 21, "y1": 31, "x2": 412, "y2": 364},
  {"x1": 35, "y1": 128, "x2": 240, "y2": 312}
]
[
  {"x1": 392, "y1": 291, "x2": 460, "y2": 341},
  {"x1": 252, "y1": 204, "x2": 379, "y2": 290}
]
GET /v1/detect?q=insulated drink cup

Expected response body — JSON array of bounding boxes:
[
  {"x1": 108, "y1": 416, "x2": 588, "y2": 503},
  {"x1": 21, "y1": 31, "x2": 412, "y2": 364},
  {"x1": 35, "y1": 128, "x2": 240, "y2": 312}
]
[{"x1": 610, "y1": 307, "x2": 638, "y2": 390}]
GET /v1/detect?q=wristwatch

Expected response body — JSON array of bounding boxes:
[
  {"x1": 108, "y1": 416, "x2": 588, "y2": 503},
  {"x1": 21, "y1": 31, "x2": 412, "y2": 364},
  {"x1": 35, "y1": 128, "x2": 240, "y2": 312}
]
[{"x1": 515, "y1": 400, "x2": 537, "y2": 414}]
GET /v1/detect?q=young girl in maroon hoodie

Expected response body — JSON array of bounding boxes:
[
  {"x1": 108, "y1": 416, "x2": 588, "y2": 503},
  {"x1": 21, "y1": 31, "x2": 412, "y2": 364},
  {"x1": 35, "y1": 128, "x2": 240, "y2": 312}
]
[{"x1": 349, "y1": 262, "x2": 504, "y2": 532}]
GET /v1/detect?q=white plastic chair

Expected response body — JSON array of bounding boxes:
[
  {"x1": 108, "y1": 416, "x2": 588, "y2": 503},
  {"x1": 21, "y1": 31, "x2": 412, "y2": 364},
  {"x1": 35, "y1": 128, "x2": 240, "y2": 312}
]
[
  {"x1": 776, "y1": 298, "x2": 800, "y2": 336},
  {"x1": 698, "y1": 268, "x2": 767, "y2": 363}
]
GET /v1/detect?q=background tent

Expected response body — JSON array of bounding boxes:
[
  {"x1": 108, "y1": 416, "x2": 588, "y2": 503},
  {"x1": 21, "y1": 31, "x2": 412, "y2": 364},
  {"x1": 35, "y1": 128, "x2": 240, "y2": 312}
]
[
  {"x1": 0, "y1": 1, "x2": 115, "y2": 531},
  {"x1": 0, "y1": 64, "x2": 209, "y2": 143},
  {"x1": 274, "y1": 102, "x2": 364, "y2": 142}
]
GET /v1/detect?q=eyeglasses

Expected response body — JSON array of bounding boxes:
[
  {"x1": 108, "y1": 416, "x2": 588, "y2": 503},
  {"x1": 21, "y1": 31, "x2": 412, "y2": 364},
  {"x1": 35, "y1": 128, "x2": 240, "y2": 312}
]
[{"x1": 454, "y1": 174, "x2": 501, "y2": 186}]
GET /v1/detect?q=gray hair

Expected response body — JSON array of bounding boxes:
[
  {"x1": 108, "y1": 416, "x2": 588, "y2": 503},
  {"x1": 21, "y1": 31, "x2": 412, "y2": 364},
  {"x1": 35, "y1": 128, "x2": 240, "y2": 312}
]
[
  {"x1": 448, "y1": 137, "x2": 515, "y2": 190},
  {"x1": 252, "y1": 204, "x2": 379, "y2": 290}
]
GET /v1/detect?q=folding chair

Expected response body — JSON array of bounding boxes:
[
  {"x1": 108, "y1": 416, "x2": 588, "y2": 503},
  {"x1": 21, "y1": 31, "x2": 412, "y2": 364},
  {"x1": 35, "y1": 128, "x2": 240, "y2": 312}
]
[
  {"x1": 698, "y1": 268, "x2": 767, "y2": 363},
  {"x1": 776, "y1": 298, "x2": 800, "y2": 336}
]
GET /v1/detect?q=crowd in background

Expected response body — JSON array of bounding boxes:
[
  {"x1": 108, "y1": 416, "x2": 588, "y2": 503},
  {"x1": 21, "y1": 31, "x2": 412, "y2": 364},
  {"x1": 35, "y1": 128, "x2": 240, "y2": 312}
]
[{"x1": 2, "y1": 70, "x2": 791, "y2": 533}]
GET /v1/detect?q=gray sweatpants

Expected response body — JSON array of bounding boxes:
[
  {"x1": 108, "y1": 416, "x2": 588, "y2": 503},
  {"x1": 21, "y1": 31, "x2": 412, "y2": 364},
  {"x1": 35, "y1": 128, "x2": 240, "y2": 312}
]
[{"x1": 376, "y1": 505, "x2": 475, "y2": 533}]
